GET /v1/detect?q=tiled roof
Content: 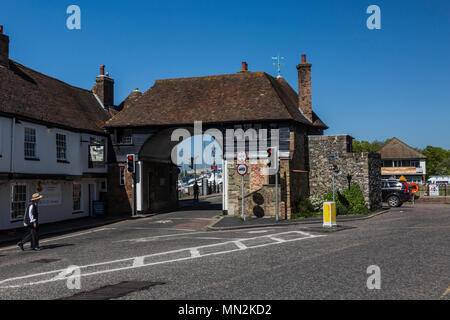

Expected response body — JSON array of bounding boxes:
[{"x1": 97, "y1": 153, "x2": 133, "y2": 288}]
[
  {"x1": 117, "y1": 88, "x2": 143, "y2": 111},
  {"x1": 378, "y1": 138, "x2": 426, "y2": 159},
  {"x1": 0, "y1": 60, "x2": 110, "y2": 134},
  {"x1": 106, "y1": 71, "x2": 328, "y2": 128}
]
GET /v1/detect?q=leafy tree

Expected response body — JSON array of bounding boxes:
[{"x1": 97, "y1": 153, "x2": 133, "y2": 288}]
[
  {"x1": 421, "y1": 146, "x2": 450, "y2": 176},
  {"x1": 434, "y1": 156, "x2": 450, "y2": 175},
  {"x1": 352, "y1": 139, "x2": 388, "y2": 153}
]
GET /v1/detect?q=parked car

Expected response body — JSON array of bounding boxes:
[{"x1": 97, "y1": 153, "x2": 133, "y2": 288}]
[{"x1": 382, "y1": 179, "x2": 411, "y2": 207}]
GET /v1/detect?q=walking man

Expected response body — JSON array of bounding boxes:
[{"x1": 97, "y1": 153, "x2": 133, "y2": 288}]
[
  {"x1": 18, "y1": 193, "x2": 43, "y2": 251},
  {"x1": 193, "y1": 182, "x2": 199, "y2": 203}
]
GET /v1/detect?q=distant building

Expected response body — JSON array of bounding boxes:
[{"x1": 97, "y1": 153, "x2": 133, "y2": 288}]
[{"x1": 377, "y1": 138, "x2": 426, "y2": 183}]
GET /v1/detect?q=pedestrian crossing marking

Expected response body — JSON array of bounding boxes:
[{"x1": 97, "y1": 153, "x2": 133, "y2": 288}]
[{"x1": 0, "y1": 231, "x2": 324, "y2": 289}]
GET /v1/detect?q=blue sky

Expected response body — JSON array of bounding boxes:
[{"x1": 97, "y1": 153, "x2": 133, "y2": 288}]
[{"x1": 1, "y1": 0, "x2": 449, "y2": 149}]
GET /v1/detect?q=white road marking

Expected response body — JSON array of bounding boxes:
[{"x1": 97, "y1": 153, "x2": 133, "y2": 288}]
[
  {"x1": 190, "y1": 249, "x2": 201, "y2": 257},
  {"x1": 0, "y1": 231, "x2": 324, "y2": 289},
  {"x1": 247, "y1": 230, "x2": 274, "y2": 234},
  {"x1": 234, "y1": 241, "x2": 247, "y2": 250},
  {"x1": 269, "y1": 236, "x2": 287, "y2": 243},
  {"x1": 0, "y1": 228, "x2": 115, "y2": 252},
  {"x1": 152, "y1": 220, "x2": 173, "y2": 224},
  {"x1": 166, "y1": 218, "x2": 216, "y2": 221},
  {"x1": 133, "y1": 257, "x2": 145, "y2": 267}
]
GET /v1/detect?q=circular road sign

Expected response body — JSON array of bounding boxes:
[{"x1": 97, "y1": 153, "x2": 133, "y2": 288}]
[
  {"x1": 236, "y1": 164, "x2": 248, "y2": 176},
  {"x1": 237, "y1": 151, "x2": 248, "y2": 164}
]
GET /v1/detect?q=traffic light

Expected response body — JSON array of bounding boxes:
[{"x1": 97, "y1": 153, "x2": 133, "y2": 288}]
[
  {"x1": 266, "y1": 147, "x2": 278, "y2": 176},
  {"x1": 189, "y1": 157, "x2": 194, "y2": 169},
  {"x1": 127, "y1": 154, "x2": 135, "y2": 173},
  {"x1": 267, "y1": 148, "x2": 273, "y2": 168}
]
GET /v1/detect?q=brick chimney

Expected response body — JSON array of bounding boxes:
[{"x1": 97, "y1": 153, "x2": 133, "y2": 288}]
[
  {"x1": 241, "y1": 61, "x2": 248, "y2": 72},
  {"x1": 0, "y1": 25, "x2": 10, "y2": 67},
  {"x1": 92, "y1": 65, "x2": 114, "y2": 108},
  {"x1": 296, "y1": 54, "x2": 313, "y2": 122}
]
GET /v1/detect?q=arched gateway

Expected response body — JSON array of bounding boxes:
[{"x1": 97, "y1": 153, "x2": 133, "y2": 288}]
[{"x1": 105, "y1": 56, "x2": 328, "y2": 218}]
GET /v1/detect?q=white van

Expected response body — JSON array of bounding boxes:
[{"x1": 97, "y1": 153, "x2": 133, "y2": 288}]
[{"x1": 426, "y1": 176, "x2": 450, "y2": 185}]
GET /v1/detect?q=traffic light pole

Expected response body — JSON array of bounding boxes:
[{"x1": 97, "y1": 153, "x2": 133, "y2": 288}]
[
  {"x1": 132, "y1": 173, "x2": 136, "y2": 217},
  {"x1": 275, "y1": 167, "x2": 279, "y2": 222}
]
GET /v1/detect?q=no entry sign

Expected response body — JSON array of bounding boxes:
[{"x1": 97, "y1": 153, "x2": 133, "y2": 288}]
[{"x1": 236, "y1": 164, "x2": 248, "y2": 176}]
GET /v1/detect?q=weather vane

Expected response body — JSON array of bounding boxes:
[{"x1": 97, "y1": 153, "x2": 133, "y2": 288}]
[{"x1": 272, "y1": 54, "x2": 285, "y2": 78}]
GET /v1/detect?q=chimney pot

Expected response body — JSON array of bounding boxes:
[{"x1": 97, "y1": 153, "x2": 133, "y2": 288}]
[
  {"x1": 242, "y1": 61, "x2": 248, "y2": 71},
  {"x1": 296, "y1": 54, "x2": 313, "y2": 122},
  {"x1": 93, "y1": 65, "x2": 114, "y2": 107},
  {"x1": 0, "y1": 25, "x2": 9, "y2": 67}
]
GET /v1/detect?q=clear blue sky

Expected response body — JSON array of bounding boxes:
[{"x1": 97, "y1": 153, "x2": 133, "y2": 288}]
[{"x1": 1, "y1": 0, "x2": 449, "y2": 149}]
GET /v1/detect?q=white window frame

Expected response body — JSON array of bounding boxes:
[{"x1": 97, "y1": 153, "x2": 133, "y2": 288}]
[
  {"x1": 73, "y1": 183, "x2": 83, "y2": 213},
  {"x1": 120, "y1": 166, "x2": 125, "y2": 186},
  {"x1": 24, "y1": 127, "x2": 38, "y2": 159},
  {"x1": 56, "y1": 133, "x2": 68, "y2": 161},
  {"x1": 10, "y1": 183, "x2": 28, "y2": 221}
]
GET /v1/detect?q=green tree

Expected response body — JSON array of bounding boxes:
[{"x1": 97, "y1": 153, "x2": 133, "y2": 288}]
[
  {"x1": 421, "y1": 146, "x2": 450, "y2": 176},
  {"x1": 434, "y1": 156, "x2": 450, "y2": 175},
  {"x1": 352, "y1": 139, "x2": 387, "y2": 153}
]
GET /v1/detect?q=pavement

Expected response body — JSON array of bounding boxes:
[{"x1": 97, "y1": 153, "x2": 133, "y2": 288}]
[
  {"x1": 0, "y1": 193, "x2": 222, "y2": 247},
  {"x1": 0, "y1": 199, "x2": 448, "y2": 300},
  {"x1": 210, "y1": 208, "x2": 391, "y2": 230}
]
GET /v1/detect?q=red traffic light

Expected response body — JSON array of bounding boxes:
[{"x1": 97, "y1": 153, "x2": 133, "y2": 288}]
[
  {"x1": 128, "y1": 156, "x2": 133, "y2": 161},
  {"x1": 267, "y1": 149, "x2": 272, "y2": 155}
]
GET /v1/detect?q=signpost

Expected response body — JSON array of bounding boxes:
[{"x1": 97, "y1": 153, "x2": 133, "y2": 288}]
[{"x1": 236, "y1": 151, "x2": 248, "y2": 221}]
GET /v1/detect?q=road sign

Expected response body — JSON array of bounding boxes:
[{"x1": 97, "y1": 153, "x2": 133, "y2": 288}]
[
  {"x1": 236, "y1": 164, "x2": 248, "y2": 176},
  {"x1": 237, "y1": 151, "x2": 247, "y2": 164}
]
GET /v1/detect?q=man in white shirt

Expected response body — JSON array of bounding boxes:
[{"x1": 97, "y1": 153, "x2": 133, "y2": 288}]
[{"x1": 18, "y1": 193, "x2": 43, "y2": 251}]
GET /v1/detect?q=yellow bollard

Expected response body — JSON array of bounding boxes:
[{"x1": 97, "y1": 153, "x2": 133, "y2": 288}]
[{"x1": 323, "y1": 202, "x2": 337, "y2": 228}]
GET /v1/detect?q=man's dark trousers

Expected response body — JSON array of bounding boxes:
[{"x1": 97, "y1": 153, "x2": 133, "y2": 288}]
[{"x1": 20, "y1": 225, "x2": 39, "y2": 249}]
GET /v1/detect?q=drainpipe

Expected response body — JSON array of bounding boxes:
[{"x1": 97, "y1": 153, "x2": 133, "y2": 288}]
[{"x1": 10, "y1": 117, "x2": 15, "y2": 174}]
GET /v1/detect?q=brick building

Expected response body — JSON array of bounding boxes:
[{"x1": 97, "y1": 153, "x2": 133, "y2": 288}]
[{"x1": 105, "y1": 55, "x2": 328, "y2": 218}]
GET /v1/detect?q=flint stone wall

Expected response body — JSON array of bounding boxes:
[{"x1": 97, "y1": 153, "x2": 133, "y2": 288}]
[{"x1": 308, "y1": 135, "x2": 382, "y2": 210}]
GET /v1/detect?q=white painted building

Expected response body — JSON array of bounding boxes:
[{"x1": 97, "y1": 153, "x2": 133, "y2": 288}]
[{"x1": 0, "y1": 27, "x2": 113, "y2": 230}]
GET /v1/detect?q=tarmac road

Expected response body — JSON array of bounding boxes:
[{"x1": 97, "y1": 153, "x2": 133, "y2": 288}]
[{"x1": 0, "y1": 197, "x2": 448, "y2": 300}]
